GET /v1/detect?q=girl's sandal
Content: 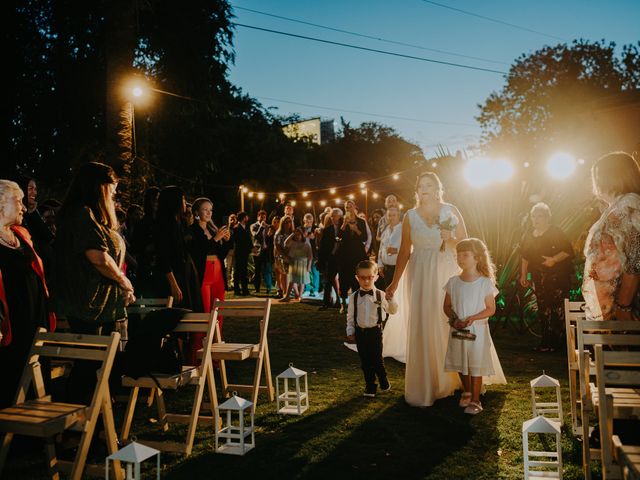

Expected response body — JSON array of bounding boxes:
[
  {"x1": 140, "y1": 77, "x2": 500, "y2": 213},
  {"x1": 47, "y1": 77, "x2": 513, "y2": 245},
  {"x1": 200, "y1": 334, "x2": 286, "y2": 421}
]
[
  {"x1": 464, "y1": 402, "x2": 483, "y2": 415},
  {"x1": 459, "y1": 392, "x2": 472, "y2": 408}
]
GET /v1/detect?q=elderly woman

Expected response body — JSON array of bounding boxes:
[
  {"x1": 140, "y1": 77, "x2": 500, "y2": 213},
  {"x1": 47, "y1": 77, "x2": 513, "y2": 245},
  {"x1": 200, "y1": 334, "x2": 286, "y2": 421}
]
[
  {"x1": 582, "y1": 151, "x2": 640, "y2": 322},
  {"x1": 520, "y1": 202, "x2": 574, "y2": 351},
  {"x1": 0, "y1": 180, "x2": 55, "y2": 407}
]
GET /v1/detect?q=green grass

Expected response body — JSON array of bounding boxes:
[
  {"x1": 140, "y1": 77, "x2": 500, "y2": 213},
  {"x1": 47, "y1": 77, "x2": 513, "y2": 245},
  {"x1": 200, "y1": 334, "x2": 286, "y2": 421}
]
[{"x1": 5, "y1": 300, "x2": 588, "y2": 479}]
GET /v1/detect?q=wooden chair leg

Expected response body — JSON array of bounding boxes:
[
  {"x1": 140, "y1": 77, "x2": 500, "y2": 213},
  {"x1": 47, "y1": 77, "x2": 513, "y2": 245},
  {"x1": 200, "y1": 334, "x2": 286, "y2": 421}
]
[
  {"x1": 206, "y1": 362, "x2": 220, "y2": 430},
  {"x1": 184, "y1": 379, "x2": 207, "y2": 456},
  {"x1": 581, "y1": 400, "x2": 592, "y2": 480},
  {"x1": 570, "y1": 370, "x2": 578, "y2": 433},
  {"x1": 70, "y1": 403, "x2": 102, "y2": 480},
  {"x1": 146, "y1": 388, "x2": 155, "y2": 407},
  {"x1": 44, "y1": 436, "x2": 60, "y2": 480},
  {"x1": 156, "y1": 388, "x2": 169, "y2": 432},
  {"x1": 120, "y1": 386, "x2": 139, "y2": 441},
  {"x1": 219, "y1": 359, "x2": 229, "y2": 395},
  {"x1": 251, "y1": 354, "x2": 265, "y2": 410},
  {"x1": 0, "y1": 432, "x2": 14, "y2": 476},
  {"x1": 262, "y1": 342, "x2": 275, "y2": 401}
]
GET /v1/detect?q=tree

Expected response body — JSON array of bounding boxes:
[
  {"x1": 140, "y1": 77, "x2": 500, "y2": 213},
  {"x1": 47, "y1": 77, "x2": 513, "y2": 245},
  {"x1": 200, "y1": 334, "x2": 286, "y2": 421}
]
[
  {"x1": 310, "y1": 119, "x2": 426, "y2": 176},
  {"x1": 477, "y1": 40, "x2": 640, "y2": 159}
]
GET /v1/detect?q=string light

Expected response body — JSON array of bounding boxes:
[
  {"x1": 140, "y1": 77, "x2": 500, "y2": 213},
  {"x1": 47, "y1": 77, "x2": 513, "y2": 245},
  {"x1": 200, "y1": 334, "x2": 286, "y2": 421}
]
[
  {"x1": 257, "y1": 192, "x2": 265, "y2": 200},
  {"x1": 524, "y1": 162, "x2": 530, "y2": 168},
  {"x1": 302, "y1": 191, "x2": 308, "y2": 197},
  {"x1": 329, "y1": 188, "x2": 336, "y2": 194},
  {"x1": 241, "y1": 186, "x2": 249, "y2": 193},
  {"x1": 347, "y1": 194, "x2": 355, "y2": 200},
  {"x1": 305, "y1": 201, "x2": 312, "y2": 207},
  {"x1": 290, "y1": 200, "x2": 297, "y2": 206},
  {"x1": 320, "y1": 200, "x2": 327, "y2": 207},
  {"x1": 335, "y1": 198, "x2": 342, "y2": 204},
  {"x1": 248, "y1": 191, "x2": 254, "y2": 198},
  {"x1": 359, "y1": 182, "x2": 366, "y2": 189},
  {"x1": 372, "y1": 192, "x2": 379, "y2": 199},
  {"x1": 392, "y1": 173, "x2": 400, "y2": 180},
  {"x1": 399, "y1": 203, "x2": 404, "y2": 209},
  {"x1": 431, "y1": 162, "x2": 438, "y2": 168}
]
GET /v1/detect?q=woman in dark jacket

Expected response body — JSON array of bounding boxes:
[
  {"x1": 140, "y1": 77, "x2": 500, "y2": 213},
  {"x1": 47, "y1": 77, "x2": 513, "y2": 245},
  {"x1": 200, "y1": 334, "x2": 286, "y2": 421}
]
[
  {"x1": 153, "y1": 186, "x2": 201, "y2": 311},
  {"x1": 520, "y1": 202, "x2": 574, "y2": 351}
]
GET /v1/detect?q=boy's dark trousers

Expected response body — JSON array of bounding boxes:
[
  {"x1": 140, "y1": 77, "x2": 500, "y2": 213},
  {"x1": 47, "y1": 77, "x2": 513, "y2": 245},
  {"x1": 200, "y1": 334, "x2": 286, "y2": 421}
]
[{"x1": 355, "y1": 325, "x2": 388, "y2": 392}]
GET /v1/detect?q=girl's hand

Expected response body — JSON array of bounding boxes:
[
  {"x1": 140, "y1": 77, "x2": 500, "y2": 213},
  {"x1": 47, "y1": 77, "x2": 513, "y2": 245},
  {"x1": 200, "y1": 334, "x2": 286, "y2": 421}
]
[{"x1": 519, "y1": 275, "x2": 530, "y2": 288}]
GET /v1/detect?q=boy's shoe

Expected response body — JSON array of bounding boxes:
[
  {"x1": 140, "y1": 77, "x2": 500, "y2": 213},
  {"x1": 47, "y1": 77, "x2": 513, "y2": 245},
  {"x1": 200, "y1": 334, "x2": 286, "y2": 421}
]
[
  {"x1": 459, "y1": 392, "x2": 472, "y2": 408},
  {"x1": 464, "y1": 402, "x2": 483, "y2": 415},
  {"x1": 363, "y1": 386, "x2": 376, "y2": 398},
  {"x1": 380, "y1": 381, "x2": 391, "y2": 392}
]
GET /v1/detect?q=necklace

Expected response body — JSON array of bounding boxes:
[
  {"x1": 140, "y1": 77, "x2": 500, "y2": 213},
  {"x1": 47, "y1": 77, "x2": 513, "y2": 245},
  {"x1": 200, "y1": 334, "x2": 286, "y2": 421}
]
[{"x1": 0, "y1": 230, "x2": 19, "y2": 248}]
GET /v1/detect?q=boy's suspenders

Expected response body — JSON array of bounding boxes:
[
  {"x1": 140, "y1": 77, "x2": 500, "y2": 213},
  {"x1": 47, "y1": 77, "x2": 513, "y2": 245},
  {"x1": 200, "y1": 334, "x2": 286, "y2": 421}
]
[{"x1": 353, "y1": 289, "x2": 390, "y2": 329}]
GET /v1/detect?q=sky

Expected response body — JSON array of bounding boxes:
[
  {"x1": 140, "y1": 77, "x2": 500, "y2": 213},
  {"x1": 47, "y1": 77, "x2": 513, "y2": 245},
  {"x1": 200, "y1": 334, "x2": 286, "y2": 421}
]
[{"x1": 227, "y1": 0, "x2": 639, "y2": 158}]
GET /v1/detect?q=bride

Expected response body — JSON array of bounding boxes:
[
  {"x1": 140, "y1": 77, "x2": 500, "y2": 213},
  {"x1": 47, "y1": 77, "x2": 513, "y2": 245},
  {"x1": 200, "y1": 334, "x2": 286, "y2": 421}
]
[{"x1": 385, "y1": 172, "x2": 467, "y2": 407}]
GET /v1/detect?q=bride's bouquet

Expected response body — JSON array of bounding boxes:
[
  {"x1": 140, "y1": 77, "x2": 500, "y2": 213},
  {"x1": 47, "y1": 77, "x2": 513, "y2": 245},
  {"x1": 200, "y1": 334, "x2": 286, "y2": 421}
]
[{"x1": 437, "y1": 210, "x2": 459, "y2": 252}]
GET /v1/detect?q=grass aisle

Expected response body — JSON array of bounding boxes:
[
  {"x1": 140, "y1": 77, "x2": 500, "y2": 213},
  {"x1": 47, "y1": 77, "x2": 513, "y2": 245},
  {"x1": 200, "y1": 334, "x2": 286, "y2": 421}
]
[{"x1": 5, "y1": 300, "x2": 586, "y2": 479}]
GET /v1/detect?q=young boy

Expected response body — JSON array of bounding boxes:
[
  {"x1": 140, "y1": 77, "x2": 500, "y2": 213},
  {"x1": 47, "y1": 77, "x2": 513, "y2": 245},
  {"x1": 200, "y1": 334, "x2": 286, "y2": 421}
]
[{"x1": 346, "y1": 260, "x2": 398, "y2": 397}]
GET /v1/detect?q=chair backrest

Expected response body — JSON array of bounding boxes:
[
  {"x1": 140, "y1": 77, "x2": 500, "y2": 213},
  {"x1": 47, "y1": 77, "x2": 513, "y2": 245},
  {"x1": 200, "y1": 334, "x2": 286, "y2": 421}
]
[
  {"x1": 127, "y1": 296, "x2": 174, "y2": 316},
  {"x1": 564, "y1": 299, "x2": 586, "y2": 364},
  {"x1": 594, "y1": 343, "x2": 640, "y2": 472},
  {"x1": 174, "y1": 309, "x2": 219, "y2": 373},
  {"x1": 14, "y1": 329, "x2": 121, "y2": 405},
  {"x1": 211, "y1": 299, "x2": 271, "y2": 344},
  {"x1": 577, "y1": 319, "x2": 640, "y2": 402}
]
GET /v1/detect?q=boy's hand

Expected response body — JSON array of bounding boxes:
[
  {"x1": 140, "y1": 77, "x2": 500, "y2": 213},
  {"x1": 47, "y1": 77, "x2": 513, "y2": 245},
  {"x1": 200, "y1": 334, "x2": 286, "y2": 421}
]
[{"x1": 346, "y1": 335, "x2": 356, "y2": 344}]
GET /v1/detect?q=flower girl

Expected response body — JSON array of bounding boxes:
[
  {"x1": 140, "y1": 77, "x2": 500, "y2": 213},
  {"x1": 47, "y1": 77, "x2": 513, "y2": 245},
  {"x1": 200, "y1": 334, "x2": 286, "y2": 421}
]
[{"x1": 443, "y1": 238, "x2": 504, "y2": 415}]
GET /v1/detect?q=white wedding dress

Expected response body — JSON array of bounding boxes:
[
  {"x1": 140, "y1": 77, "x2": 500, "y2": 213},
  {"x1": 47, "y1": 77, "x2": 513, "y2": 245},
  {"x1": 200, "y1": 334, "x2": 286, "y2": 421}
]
[{"x1": 401, "y1": 207, "x2": 462, "y2": 406}]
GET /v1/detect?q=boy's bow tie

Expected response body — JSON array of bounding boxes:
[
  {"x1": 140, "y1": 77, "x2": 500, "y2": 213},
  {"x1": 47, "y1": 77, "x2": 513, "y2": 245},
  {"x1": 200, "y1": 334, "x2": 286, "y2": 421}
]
[{"x1": 359, "y1": 290, "x2": 374, "y2": 297}]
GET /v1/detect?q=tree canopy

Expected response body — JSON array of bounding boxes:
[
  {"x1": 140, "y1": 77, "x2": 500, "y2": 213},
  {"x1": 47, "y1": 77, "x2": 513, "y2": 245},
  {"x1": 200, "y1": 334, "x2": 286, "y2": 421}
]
[{"x1": 477, "y1": 40, "x2": 640, "y2": 159}]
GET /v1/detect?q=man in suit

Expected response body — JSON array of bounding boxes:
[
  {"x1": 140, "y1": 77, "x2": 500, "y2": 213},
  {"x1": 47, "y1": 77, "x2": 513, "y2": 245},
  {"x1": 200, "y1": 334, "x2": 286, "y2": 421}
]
[
  {"x1": 337, "y1": 200, "x2": 368, "y2": 313},
  {"x1": 250, "y1": 209, "x2": 270, "y2": 294},
  {"x1": 232, "y1": 211, "x2": 253, "y2": 296},
  {"x1": 318, "y1": 208, "x2": 343, "y2": 310},
  {"x1": 284, "y1": 202, "x2": 299, "y2": 229}
]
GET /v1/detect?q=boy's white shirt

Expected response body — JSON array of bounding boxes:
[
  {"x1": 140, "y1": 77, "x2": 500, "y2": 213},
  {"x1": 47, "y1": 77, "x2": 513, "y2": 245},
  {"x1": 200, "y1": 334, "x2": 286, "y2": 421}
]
[{"x1": 346, "y1": 287, "x2": 399, "y2": 336}]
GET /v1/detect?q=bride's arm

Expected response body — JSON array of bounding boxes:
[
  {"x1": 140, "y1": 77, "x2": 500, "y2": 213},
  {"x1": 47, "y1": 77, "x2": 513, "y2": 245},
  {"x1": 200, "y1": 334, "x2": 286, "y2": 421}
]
[{"x1": 385, "y1": 215, "x2": 412, "y2": 298}]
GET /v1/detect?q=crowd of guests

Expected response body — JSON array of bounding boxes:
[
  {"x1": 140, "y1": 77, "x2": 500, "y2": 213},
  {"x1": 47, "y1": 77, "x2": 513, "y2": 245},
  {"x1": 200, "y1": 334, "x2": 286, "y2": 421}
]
[
  {"x1": 0, "y1": 162, "x2": 404, "y2": 405},
  {"x1": 1, "y1": 151, "x2": 639, "y2": 408}
]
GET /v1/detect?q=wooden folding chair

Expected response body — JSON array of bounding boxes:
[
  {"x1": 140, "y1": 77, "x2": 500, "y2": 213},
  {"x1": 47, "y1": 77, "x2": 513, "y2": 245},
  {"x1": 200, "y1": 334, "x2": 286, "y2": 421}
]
[
  {"x1": 613, "y1": 435, "x2": 640, "y2": 480},
  {"x1": 206, "y1": 299, "x2": 274, "y2": 412},
  {"x1": 0, "y1": 330, "x2": 123, "y2": 480},
  {"x1": 577, "y1": 320, "x2": 640, "y2": 480},
  {"x1": 564, "y1": 299, "x2": 587, "y2": 435},
  {"x1": 595, "y1": 340, "x2": 640, "y2": 479},
  {"x1": 120, "y1": 308, "x2": 220, "y2": 456}
]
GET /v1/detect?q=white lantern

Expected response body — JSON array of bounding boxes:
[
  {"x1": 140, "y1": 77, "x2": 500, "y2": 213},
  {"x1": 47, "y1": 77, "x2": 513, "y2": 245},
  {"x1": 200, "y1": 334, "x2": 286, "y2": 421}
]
[
  {"x1": 105, "y1": 441, "x2": 160, "y2": 480},
  {"x1": 522, "y1": 416, "x2": 563, "y2": 479},
  {"x1": 276, "y1": 363, "x2": 309, "y2": 415},
  {"x1": 215, "y1": 393, "x2": 254, "y2": 455},
  {"x1": 530, "y1": 372, "x2": 563, "y2": 424}
]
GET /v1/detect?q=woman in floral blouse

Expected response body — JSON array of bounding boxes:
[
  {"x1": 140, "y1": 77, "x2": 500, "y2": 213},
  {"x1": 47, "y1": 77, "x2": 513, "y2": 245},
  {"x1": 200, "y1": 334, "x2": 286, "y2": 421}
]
[{"x1": 583, "y1": 151, "x2": 640, "y2": 321}]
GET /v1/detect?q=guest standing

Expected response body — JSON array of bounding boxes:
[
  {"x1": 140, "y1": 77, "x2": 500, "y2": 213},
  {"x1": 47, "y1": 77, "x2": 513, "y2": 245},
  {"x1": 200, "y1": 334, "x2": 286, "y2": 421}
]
[
  {"x1": 302, "y1": 212, "x2": 319, "y2": 296},
  {"x1": 318, "y1": 209, "x2": 342, "y2": 310},
  {"x1": 280, "y1": 228, "x2": 312, "y2": 302},
  {"x1": 0, "y1": 180, "x2": 55, "y2": 408},
  {"x1": 54, "y1": 162, "x2": 134, "y2": 402},
  {"x1": 583, "y1": 151, "x2": 640, "y2": 321},
  {"x1": 153, "y1": 186, "x2": 201, "y2": 310},
  {"x1": 337, "y1": 200, "x2": 368, "y2": 313},
  {"x1": 519, "y1": 202, "x2": 574, "y2": 351},
  {"x1": 377, "y1": 206, "x2": 402, "y2": 290},
  {"x1": 250, "y1": 210, "x2": 270, "y2": 294},
  {"x1": 274, "y1": 216, "x2": 294, "y2": 298},
  {"x1": 232, "y1": 211, "x2": 252, "y2": 296}
]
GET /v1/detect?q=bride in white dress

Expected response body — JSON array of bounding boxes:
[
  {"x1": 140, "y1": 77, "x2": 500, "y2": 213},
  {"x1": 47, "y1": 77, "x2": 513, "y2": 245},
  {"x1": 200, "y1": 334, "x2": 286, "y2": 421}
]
[{"x1": 386, "y1": 172, "x2": 466, "y2": 407}]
